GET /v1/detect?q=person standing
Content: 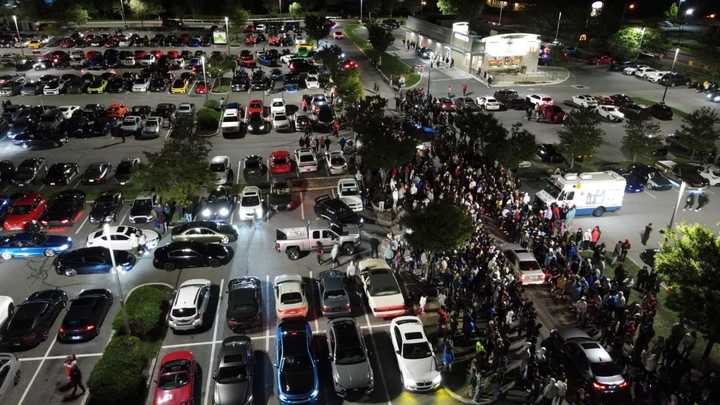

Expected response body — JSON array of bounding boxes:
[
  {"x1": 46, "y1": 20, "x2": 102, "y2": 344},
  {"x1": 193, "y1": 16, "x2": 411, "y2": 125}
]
[
  {"x1": 316, "y1": 242, "x2": 324, "y2": 264},
  {"x1": 447, "y1": 85, "x2": 452, "y2": 98},
  {"x1": 418, "y1": 295, "x2": 427, "y2": 314},
  {"x1": 462, "y1": 83, "x2": 468, "y2": 97},
  {"x1": 330, "y1": 243, "x2": 340, "y2": 269},
  {"x1": 641, "y1": 223, "x2": 653, "y2": 246},
  {"x1": 66, "y1": 362, "x2": 86, "y2": 399},
  {"x1": 369, "y1": 237, "x2": 380, "y2": 258}
]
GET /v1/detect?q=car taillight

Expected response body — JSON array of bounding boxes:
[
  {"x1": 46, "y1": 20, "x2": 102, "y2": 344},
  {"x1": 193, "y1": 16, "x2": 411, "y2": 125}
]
[
  {"x1": 85, "y1": 324, "x2": 96, "y2": 331},
  {"x1": 592, "y1": 382, "x2": 607, "y2": 391},
  {"x1": 618, "y1": 381, "x2": 629, "y2": 389},
  {"x1": 59, "y1": 326, "x2": 65, "y2": 334},
  {"x1": 228, "y1": 319, "x2": 237, "y2": 326},
  {"x1": 40, "y1": 220, "x2": 48, "y2": 225},
  {"x1": 61, "y1": 219, "x2": 69, "y2": 224},
  {"x1": 322, "y1": 306, "x2": 333, "y2": 312}
]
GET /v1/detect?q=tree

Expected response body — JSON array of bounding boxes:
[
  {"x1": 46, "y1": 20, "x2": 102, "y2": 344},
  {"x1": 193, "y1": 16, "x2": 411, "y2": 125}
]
[
  {"x1": 335, "y1": 69, "x2": 364, "y2": 105},
  {"x1": 622, "y1": 115, "x2": 662, "y2": 162},
  {"x1": 206, "y1": 53, "x2": 235, "y2": 77},
  {"x1": 128, "y1": 0, "x2": 164, "y2": 27},
  {"x1": 315, "y1": 45, "x2": 342, "y2": 77},
  {"x1": 133, "y1": 129, "x2": 215, "y2": 206},
  {"x1": 229, "y1": 8, "x2": 250, "y2": 36},
  {"x1": 610, "y1": 26, "x2": 668, "y2": 60},
  {"x1": 557, "y1": 108, "x2": 605, "y2": 168},
  {"x1": 64, "y1": 4, "x2": 90, "y2": 25},
  {"x1": 401, "y1": 200, "x2": 474, "y2": 252},
  {"x1": 503, "y1": 123, "x2": 537, "y2": 168},
  {"x1": 367, "y1": 22, "x2": 394, "y2": 54},
  {"x1": 675, "y1": 107, "x2": 720, "y2": 161},
  {"x1": 664, "y1": 3, "x2": 681, "y2": 25},
  {"x1": 655, "y1": 224, "x2": 720, "y2": 359},
  {"x1": 304, "y1": 14, "x2": 331, "y2": 46},
  {"x1": 437, "y1": 0, "x2": 484, "y2": 18},
  {"x1": 288, "y1": 1, "x2": 303, "y2": 16}
]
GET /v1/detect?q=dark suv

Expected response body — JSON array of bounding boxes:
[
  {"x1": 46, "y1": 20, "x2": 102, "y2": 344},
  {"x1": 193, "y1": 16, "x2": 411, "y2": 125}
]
[{"x1": 314, "y1": 195, "x2": 362, "y2": 226}]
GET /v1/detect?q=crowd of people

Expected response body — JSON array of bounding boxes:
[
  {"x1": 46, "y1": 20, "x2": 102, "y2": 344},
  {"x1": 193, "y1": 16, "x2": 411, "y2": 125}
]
[{"x1": 349, "y1": 86, "x2": 720, "y2": 404}]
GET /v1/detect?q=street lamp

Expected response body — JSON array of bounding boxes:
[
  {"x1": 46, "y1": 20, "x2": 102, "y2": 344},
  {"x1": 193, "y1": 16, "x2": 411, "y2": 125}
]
[
  {"x1": 201, "y1": 55, "x2": 209, "y2": 103},
  {"x1": 360, "y1": 0, "x2": 363, "y2": 21},
  {"x1": 661, "y1": 48, "x2": 680, "y2": 104},
  {"x1": 668, "y1": 181, "x2": 688, "y2": 229},
  {"x1": 104, "y1": 223, "x2": 131, "y2": 334},
  {"x1": 685, "y1": 8, "x2": 694, "y2": 16},
  {"x1": 497, "y1": 1, "x2": 507, "y2": 26},
  {"x1": 553, "y1": 11, "x2": 562, "y2": 44},
  {"x1": 119, "y1": 0, "x2": 127, "y2": 29},
  {"x1": 634, "y1": 26, "x2": 646, "y2": 60},
  {"x1": 224, "y1": 16, "x2": 230, "y2": 56},
  {"x1": 11, "y1": 15, "x2": 23, "y2": 56}
]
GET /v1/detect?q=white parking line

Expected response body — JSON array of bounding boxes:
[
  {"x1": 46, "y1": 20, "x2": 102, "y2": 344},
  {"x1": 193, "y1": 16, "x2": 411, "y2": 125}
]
[
  {"x1": 266, "y1": 158, "x2": 271, "y2": 184},
  {"x1": 203, "y1": 277, "x2": 224, "y2": 405},
  {"x1": 331, "y1": 188, "x2": 335, "y2": 198},
  {"x1": 363, "y1": 312, "x2": 393, "y2": 405},
  {"x1": 644, "y1": 190, "x2": 657, "y2": 200},
  {"x1": 18, "y1": 352, "x2": 104, "y2": 362},
  {"x1": 309, "y1": 271, "x2": 319, "y2": 333},
  {"x1": 300, "y1": 192, "x2": 305, "y2": 220},
  {"x1": 74, "y1": 214, "x2": 90, "y2": 235},
  {"x1": 236, "y1": 160, "x2": 242, "y2": 185},
  {"x1": 265, "y1": 274, "x2": 271, "y2": 353},
  {"x1": 18, "y1": 332, "x2": 59, "y2": 405}
]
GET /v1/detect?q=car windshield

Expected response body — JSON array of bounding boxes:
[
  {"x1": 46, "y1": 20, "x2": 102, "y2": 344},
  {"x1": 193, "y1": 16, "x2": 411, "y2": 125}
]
[
  {"x1": 324, "y1": 289, "x2": 345, "y2": 299},
  {"x1": 210, "y1": 163, "x2": 226, "y2": 172},
  {"x1": 117, "y1": 161, "x2": 132, "y2": 172},
  {"x1": 403, "y1": 342, "x2": 432, "y2": 359},
  {"x1": 368, "y1": 270, "x2": 400, "y2": 296},
  {"x1": 241, "y1": 196, "x2": 260, "y2": 207},
  {"x1": 340, "y1": 187, "x2": 358, "y2": 196},
  {"x1": 10, "y1": 204, "x2": 33, "y2": 215},
  {"x1": 519, "y1": 260, "x2": 540, "y2": 271},
  {"x1": 245, "y1": 159, "x2": 260, "y2": 169},
  {"x1": 159, "y1": 360, "x2": 190, "y2": 389},
  {"x1": 273, "y1": 157, "x2": 287, "y2": 165},
  {"x1": 172, "y1": 307, "x2": 196, "y2": 317},
  {"x1": 230, "y1": 289, "x2": 256, "y2": 310},
  {"x1": 96, "y1": 196, "x2": 115, "y2": 207},
  {"x1": 215, "y1": 365, "x2": 247, "y2": 383},
  {"x1": 299, "y1": 154, "x2": 314, "y2": 163},
  {"x1": 281, "y1": 292, "x2": 302, "y2": 304},
  {"x1": 590, "y1": 361, "x2": 623, "y2": 377},
  {"x1": 133, "y1": 198, "x2": 153, "y2": 210}
]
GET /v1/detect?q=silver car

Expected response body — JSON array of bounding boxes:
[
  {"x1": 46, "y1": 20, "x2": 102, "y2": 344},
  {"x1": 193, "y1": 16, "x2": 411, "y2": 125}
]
[
  {"x1": 326, "y1": 318, "x2": 374, "y2": 398},
  {"x1": 139, "y1": 117, "x2": 162, "y2": 139},
  {"x1": 318, "y1": 270, "x2": 351, "y2": 317},
  {"x1": 170, "y1": 221, "x2": 238, "y2": 244},
  {"x1": 0, "y1": 353, "x2": 19, "y2": 401}
]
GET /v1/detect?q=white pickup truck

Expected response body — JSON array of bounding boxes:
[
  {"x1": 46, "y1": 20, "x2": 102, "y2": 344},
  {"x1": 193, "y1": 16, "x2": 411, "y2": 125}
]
[{"x1": 274, "y1": 220, "x2": 360, "y2": 260}]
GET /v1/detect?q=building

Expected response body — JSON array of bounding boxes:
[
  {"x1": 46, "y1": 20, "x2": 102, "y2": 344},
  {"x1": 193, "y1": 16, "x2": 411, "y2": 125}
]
[{"x1": 403, "y1": 16, "x2": 541, "y2": 77}]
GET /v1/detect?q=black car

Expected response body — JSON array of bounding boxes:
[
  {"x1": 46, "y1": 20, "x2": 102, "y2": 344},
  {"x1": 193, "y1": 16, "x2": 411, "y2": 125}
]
[
  {"x1": 609, "y1": 61, "x2": 635, "y2": 72},
  {"x1": 382, "y1": 19, "x2": 400, "y2": 29},
  {"x1": 154, "y1": 103, "x2": 176, "y2": 126},
  {"x1": 506, "y1": 98, "x2": 531, "y2": 111},
  {"x1": 536, "y1": 143, "x2": 566, "y2": 164},
  {"x1": 55, "y1": 246, "x2": 136, "y2": 277},
  {"x1": 647, "y1": 103, "x2": 673, "y2": 120},
  {"x1": 131, "y1": 105, "x2": 152, "y2": 118},
  {"x1": 232, "y1": 75, "x2": 250, "y2": 92},
  {"x1": 153, "y1": 241, "x2": 234, "y2": 271},
  {"x1": 619, "y1": 103, "x2": 650, "y2": 119},
  {"x1": 108, "y1": 77, "x2": 126, "y2": 93},
  {"x1": 149, "y1": 77, "x2": 167, "y2": 92},
  {"x1": 65, "y1": 78, "x2": 87, "y2": 94},
  {"x1": 82, "y1": 161, "x2": 112, "y2": 184},
  {"x1": 314, "y1": 105, "x2": 334, "y2": 131},
  {"x1": 115, "y1": 158, "x2": 140, "y2": 185},
  {"x1": 0, "y1": 160, "x2": 14, "y2": 184},
  {"x1": 640, "y1": 248, "x2": 659, "y2": 268},
  {"x1": 243, "y1": 155, "x2": 267, "y2": 183},
  {"x1": 2, "y1": 289, "x2": 68, "y2": 349},
  {"x1": 609, "y1": 94, "x2": 633, "y2": 107},
  {"x1": 314, "y1": 195, "x2": 362, "y2": 226},
  {"x1": 86, "y1": 117, "x2": 113, "y2": 137},
  {"x1": 247, "y1": 112, "x2": 268, "y2": 134},
  {"x1": 226, "y1": 277, "x2": 262, "y2": 331},
  {"x1": 673, "y1": 163, "x2": 708, "y2": 188},
  {"x1": 294, "y1": 113, "x2": 311, "y2": 132},
  {"x1": 57, "y1": 289, "x2": 113, "y2": 343},
  {"x1": 493, "y1": 89, "x2": 519, "y2": 104},
  {"x1": 658, "y1": 72, "x2": 687, "y2": 87},
  {"x1": 213, "y1": 336, "x2": 254, "y2": 405},
  {"x1": 60, "y1": 111, "x2": 90, "y2": 137},
  {"x1": 20, "y1": 81, "x2": 43, "y2": 95},
  {"x1": 45, "y1": 162, "x2": 79, "y2": 186},
  {"x1": 89, "y1": 191, "x2": 123, "y2": 224},
  {"x1": 40, "y1": 189, "x2": 85, "y2": 227}
]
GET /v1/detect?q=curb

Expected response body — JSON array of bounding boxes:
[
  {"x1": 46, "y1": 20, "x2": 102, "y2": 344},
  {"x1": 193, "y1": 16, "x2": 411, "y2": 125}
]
[
  {"x1": 478, "y1": 67, "x2": 571, "y2": 88},
  {"x1": 442, "y1": 382, "x2": 511, "y2": 405}
]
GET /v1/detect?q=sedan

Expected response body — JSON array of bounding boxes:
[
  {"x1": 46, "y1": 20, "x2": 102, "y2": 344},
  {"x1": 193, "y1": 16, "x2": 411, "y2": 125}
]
[
  {"x1": 39, "y1": 189, "x2": 85, "y2": 228},
  {"x1": 318, "y1": 270, "x2": 351, "y2": 317},
  {"x1": 57, "y1": 289, "x2": 113, "y2": 343},
  {"x1": 274, "y1": 274, "x2": 308, "y2": 320},
  {"x1": 86, "y1": 226, "x2": 160, "y2": 251},
  {"x1": 3, "y1": 193, "x2": 47, "y2": 231},
  {"x1": 45, "y1": 162, "x2": 80, "y2": 186},
  {"x1": 476, "y1": 96, "x2": 502, "y2": 111},
  {"x1": 276, "y1": 321, "x2": 320, "y2": 404},
  {"x1": 115, "y1": 157, "x2": 140, "y2": 185},
  {"x1": 226, "y1": 277, "x2": 262, "y2": 331},
  {"x1": 390, "y1": 316, "x2": 441, "y2": 391},
  {"x1": 196, "y1": 188, "x2": 236, "y2": 222},
  {"x1": 270, "y1": 150, "x2": 292, "y2": 175},
  {"x1": 327, "y1": 318, "x2": 374, "y2": 397},
  {"x1": 213, "y1": 336, "x2": 254, "y2": 405},
  {"x1": 325, "y1": 150, "x2": 348, "y2": 175},
  {"x1": 54, "y1": 246, "x2": 136, "y2": 276},
  {"x1": 153, "y1": 241, "x2": 234, "y2": 271},
  {"x1": 171, "y1": 221, "x2": 238, "y2": 244},
  {"x1": 0, "y1": 233, "x2": 72, "y2": 260},
  {"x1": 536, "y1": 144, "x2": 566, "y2": 164},
  {"x1": 140, "y1": 117, "x2": 161, "y2": 139},
  {"x1": 88, "y1": 191, "x2": 123, "y2": 224},
  {"x1": 82, "y1": 162, "x2": 112, "y2": 185},
  {"x1": 624, "y1": 174, "x2": 645, "y2": 193},
  {"x1": 595, "y1": 105, "x2": 625, "y2": 122},
  {"x1": 2, "y1": 289, "x2": 68, "y2": 349},
  {"x1": 647, "y1": 103, "x2": 673, "y2": 120},
  {"x1": 153, "y1": 351, "x2": 197, "y2": 405},
  {"x1": 243, "y1": 155, "x2": 268, "y2": 184}
]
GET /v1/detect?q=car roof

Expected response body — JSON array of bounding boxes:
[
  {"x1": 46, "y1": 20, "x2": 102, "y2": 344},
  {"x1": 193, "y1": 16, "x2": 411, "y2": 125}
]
[
  {"x1": 242, "y1": 186, "x2": 260, "y2": 195},
  {"x1": 175, "y1": 279, "x2": 210, "y2": 307},
  {"x1": 393, "y1": 316, "x2": 425, "y2": 340},
  {"x1": 558, "y1": 327, "x2": 592, "y2": 342}
]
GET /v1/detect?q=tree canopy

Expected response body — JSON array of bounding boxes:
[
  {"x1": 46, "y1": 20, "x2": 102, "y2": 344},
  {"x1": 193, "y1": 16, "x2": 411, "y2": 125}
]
[
  {"x1": 367, "y1": 22, "x2": 394, "y2": 54},
  {"x1": 335, "y1": 69, "x2": 364, "y2": 106},
  {"x1": 622, "y1": 115, "x2": 662, "y2": 162},
  {"x1": 610, "y1": 26, "x2": 667, "y2": 60},
  {"x1": 655, "y1": 224, "x2": 720, "y2": 358},
  {"x1": 304, "y1": 14, "x2": 331, "y2": 46},
  {"x1": 557, "y1": 108, "x2": 605, "y2": 168},
  {"x1": 288, "y1": 2, "x2": 303, "y2": 16},
  {"x1": 436, "y1": 0, "x2": 483, "y2": 17},
  {"x1": 401, "y1": 200, "x2": 474, "y2": 252},
  {"x1": 675, "y1": 107, "x2": 720, "y2": 161}
]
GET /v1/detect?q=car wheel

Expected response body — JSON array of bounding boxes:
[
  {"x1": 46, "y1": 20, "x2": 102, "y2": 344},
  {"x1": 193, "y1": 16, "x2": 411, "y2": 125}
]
[
  {"x1": 209, "y1": 258, "x2": 221, "y2": 267},
  {"x1": 341, "y1": 243, "x2": 355, "y2": 256},
  {"x1": 286, "y1": 246, "x2": 301, "y2": 260},
  {"x1": 163, "y1": 262, "x2": 175, "y2": 271},
  {"x1": 44, "y1": 249, "x2": 56, "y2": 257},
  {"x1": 592, "y1": 206, "x2": 606, "y2": 217},
  {"x1": 13, "y1": 369, "x2": 20, "y2": 386},
  {"x1": 64, "y1": 268, "x2": 77, "y2": 277},
  {"x1": 1, "y1": 251, "x2": 11, "y2": 260}
]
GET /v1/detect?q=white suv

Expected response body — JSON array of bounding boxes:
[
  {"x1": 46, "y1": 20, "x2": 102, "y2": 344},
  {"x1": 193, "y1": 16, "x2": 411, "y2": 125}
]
[
  {"x1": 295, "y1": 148, "x2": 318, "y2": 173},
  {"x1": 595, "y1": 105, "x2": 625, "y2": 122},
  {"x1": 572, "y1": 95, "x2": 598, "y2": 108},
  {"x1": 337, "y1": 178, "x2": 363, "y2": 212},
  {"x1": 270, "y1": 98, "x2": 286, "y2": 115},
  {"x1": 526, "y1": 94, "x2": 553, "y2": 106},
  {"x1": 169, "y1": 279, "x2": 212, "y2": 331},
  {"x1": 238, "y1": 186, "x2": 263, "y2": 221},
  {"x1": 221, "y1": 108, "x2": 241, "y2": 135}
]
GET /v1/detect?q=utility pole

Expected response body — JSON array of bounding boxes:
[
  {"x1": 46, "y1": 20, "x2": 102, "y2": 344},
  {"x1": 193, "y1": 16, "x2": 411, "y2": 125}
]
[
  {"x1": 661, "y1": 48, "x2": 680, "y2": 103},
  {"x1": 554, "y1": 11, "x2": 562, "y2": 43}
]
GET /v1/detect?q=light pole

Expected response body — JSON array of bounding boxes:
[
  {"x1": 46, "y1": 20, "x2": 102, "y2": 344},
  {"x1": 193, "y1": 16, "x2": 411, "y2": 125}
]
[
  {"x1": 497, "y1": 1, "x2": 507, "y2": 26},
  {"x1": 119, "y1": 0, "x2": 127, "y2": 29},
  {"x1": 682, "y1": 8, "x2": 694, "y2": 32},
  {"x1": 360, "y1": 0, "x2": 363, "y2": 21},
  {"x1": 104, "y1": 224, "x2": 131, "y2": 334},
  {"x1": 668, "y1": 181, "x2": 687, "y2": 229},
  {"x1": 621, "y1": 3, "x2": 636, "y2": 25},
  {"x1": 553, "y1": 11, "x2": 562, "y2": 43},
  {"x1": 661, "y1": 48, "x2": 680, "y2": 104},
  {"x1": 11, "y1": 15, "x2": 23, "y2": 56},
  {"x1": 634, "y1": 26, "x2": 646, "y2": 60},
  {"x1": 225, "y1": 16, "x2": 230, "y2": 56},
  {"x1": 201, "y1": 55, "x2": 209, "y2": 103}
]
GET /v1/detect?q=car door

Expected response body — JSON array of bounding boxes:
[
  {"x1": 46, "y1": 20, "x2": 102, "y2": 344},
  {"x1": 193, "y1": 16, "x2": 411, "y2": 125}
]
[
  {"x1": 198, "y1": 228, "x2": 219, "y2": 243},
  {"x1": 182, "y1": 228, "x2": 202, "y2": 242},
  {"x1": 197, "y1": 286, "x2": 208, "y2": 317},
  {"x1": 392, "y1": 326, "x2": 403, "y2": 356},
  {"x1": 320, "y1": 230, "x2": 337, "y2": 251},
  {"x1": 110, "y1": 234, "x2": 130, "y2": 250},
  {"x1": 186, "y1": 248, "x2": 204, "y2": 267},
  {"x1": 327, "y1": 326, "x2": 336, "y2": 364}
]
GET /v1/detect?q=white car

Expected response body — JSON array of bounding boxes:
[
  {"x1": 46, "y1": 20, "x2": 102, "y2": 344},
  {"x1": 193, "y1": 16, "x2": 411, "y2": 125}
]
[
  {"x1": 280, "y1": 53, "x2": 296, "y2": 65},
  {"x1": 209, "y1": 155, "x2": 231, "y2": 186},
  {"x1": 633, "y1": 66, "x2": 656, "y2": 78},
  {"x1": 476, "y1": 96, "x2": 502, "y2": 111},
  {"x1": 595, "y1": 105, "x2": 625, "y2": 122},
  {"x1": 526, "y1": 94, "x2": 553, "y2": 106},
  {"x1": 325, "y1": 150, "x2": 347, "y2": 175},
  {"x1": 221, "y1": 108, "x2": 241, "y2": 134},
  {"x1": 646, "y1": 70, "x2": 670, "y2": 82},
  {"x1": 305, "y1": 75, "x2": 320, "y2": 89},
  {"x1": 700, "y1": 165, "x2": 720, "y2": 186},
  {"x1": 86, "y1": 226, "x2": 160, "y2": 251},
  {"x1": 295, "y1": 148, "x2": 319, "y2": 173},
  {"x1": 622, "y1": 64, "x2": 646, "y2": 75},
  {"x1": 132, "y1": 78, "x2": 150, "y2": 92},
  {"x1": 122, "y1": 56, "x2": 136, "y2": 67},
  {"x1": 168, "y1": 279, "x2": 212, "y2": 331},
  {"x1": 255, "y1": 23, "x2": 266, "y2": 32},
  {"x1": 238, "y1": 186, "x2": 263, "y2": 221},
  {"x1": 177, "y1": 103, "x2": 194, "y2": 115},
  {"x1": 270, "y1": 98, "x2": 286, "y2": 115},
  {"x1": 138, "y1": 54, "x2": 156, "y2": 66},
  {"x1": 337, "y1": 178, "x2": 363, "y2": 212},
  {"x1": 274, "y1": 274, "x2": 308, "y2": 320},
  {"x1": 0, "y1": 296, "x2": 14, "y2": 329},
  {"x1": 272, "y1": 112, "x2": 291, "y2": 132},
  {"x1": 141, "y1": 117, "x2": 162, "y2": 138},
  {"x1": 121, "y1": 116, "x2": 142, "y2": 134},
  {"x1": 390, "y1": 316, "x2": 442, "y2": 392},
  {"x1": 359, "y1": 258, "x2": 406, "y2": 318},
  {"x1": 504, "y1": 248, "x2": 546, "y2": 285},
  {"x1": 572, "y1": 95, "x2": 598, "y2": 108},
  {"x1": 57, "y1": 105, "x2": 80, "y2": 119}
]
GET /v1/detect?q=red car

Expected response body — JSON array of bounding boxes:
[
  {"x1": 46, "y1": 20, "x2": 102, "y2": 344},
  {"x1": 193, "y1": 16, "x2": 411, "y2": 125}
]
[
  {"x1": 437, "y1": 97, "x2": 455, "y2": 111},
  {"x1": 237, "y1": 51, "x2": 256, "y2": 68},
  {"x1": 243, "y1": 24, "x2": 256, "y2": 33},
  {"x1": 537, "y1": 104, "x2": 566, "y2": 124},
  {"x1": 167, "y1": 50, "x2": 180, "y2": 60},
  {"x1": 587, "y1": 55, "x2": 614, "y2": 65},
  {"x1": 3, "y1": 193, "x2": 47, "y2": 231},
  {"x1": 245, "y1": 34, "x2": 257, "y2": 45},
  {"x1": 247, "y1": 99, "x2": 264, "y2": 115},
  {"x1": 151, "y1": 49, "x2": 163, "y2": 59},
  {"x1": 270, "y1": 151, "x2": 292, "y2": 174},
  {"x1": 105, "y1": 103, "x2": 129, "y2": 119},
  {"x1": 85, "y1": 50, "x2": 99, "y2": 60},
  {"x1": 268, "y1": 35, "x2": 281, "y2": 46},
  {"x1": 194, "y1": 81, "x2": 207, "y2": 94},
  {"x1": 341, "y1": 58, "x2": 359, "y2": 70},
  {"x1": 134, "y1": 50, "x2": 148, "y2": 59},
  {"x1": 153, "y1": 351, "x2": 196, "y2": 405}
]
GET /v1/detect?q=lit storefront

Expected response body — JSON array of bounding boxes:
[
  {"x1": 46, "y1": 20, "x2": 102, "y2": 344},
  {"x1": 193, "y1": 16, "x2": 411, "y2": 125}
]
[{"x1": 479, "y1": 33, "x2": 541, "y2": 74}]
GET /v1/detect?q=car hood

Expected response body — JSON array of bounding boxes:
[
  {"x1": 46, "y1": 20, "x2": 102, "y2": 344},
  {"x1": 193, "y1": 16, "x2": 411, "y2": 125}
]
[
  {"x1": 214, "y1": 379, "x2": 251, "y2": 405},
  {"x1": 340, "y1": 195, "x2": 362, "y2": 206},
  {"x1": 399, "y1": 356, "x2": 438, "y2": 383},
  {"x1": 90, "y1": 205, "x2": 114, "y2": 218},
  {"x1": 334, "y1": 361, "x2": 372, "y2": 389},
  {"x1": 130, "y1": 206, "x2": 152, "y2": 216}
]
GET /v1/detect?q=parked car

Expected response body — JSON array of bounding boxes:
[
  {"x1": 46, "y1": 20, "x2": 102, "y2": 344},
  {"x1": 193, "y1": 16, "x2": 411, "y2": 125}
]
[
  {"x1": 39, "y1": 189, "x2": 85, "y2": 228},
  {"x1": 54, "y1": 246, "x2": 136, "y2": 276},
  {"x1": 57, "y1": 289, "x2": 113, "y2": 343},
  {"x1": 153, "y1": 241, "x2": 234, "y2": 270},
  {"x1": 2, "y1": 289, "x2": 67, "y2": 349},
  {"x1": 358, "y1": 258, "x2": 405, "y2": 318},
  {"x1": 318, "y1": 270, "x2": 351, "y2": 317},
  {"x1": 274, "y1": 274, "x2": 308, "y2": 320},
  {"x1": 128, "y1": 192, "x2": 156, "y2": 224},
  {"x1": 86, "y1": 225, "x2": 160, "y2": 251},
  {"x1": 314, "y1": 194, "x2": 362, "y2": 226},
  {"x1": 326, "y1": 317, "x2": 374, "y2": 397},
  {"x1": 503, "y1": 248, "x2": 546, "y2": 285},
  {"x1": 0, "y1": 232, "x2": 72, "y2": 260},
  {"x1": 168, "y1": 278, "x2": 212, "y2": 331},
  {"x1": 45, "y1": 162, "x2": 79, "y2": 186},
  {"x1": 647, "y1": 103, "x2": 673, "y2": 120},
  {"x1": 153, "y1": 351, "x2": 197, "y2": 405},
  {"x1": 390, "y1": 316, "x2": 441, "y2": 391},
  {"x1": 226, "y1": 277, "x2": 262, "y2": 331},
  {"x1": 595, "y1": 105, "x2": 625, "y2": 122},
  {"x1": 325, "y1": 150, "x2": 348, "y2": 175},
  {"x1": 3, "y1": 192, "x2": 47, "y2": 231},
  {"x1": 572, "y1": 95, "x2": 598, "y2": 108},
  {"x1": 171, "y1": 221, "x2": 238, "y2": 244},
  {"x1": 88, "y1": 191, "x2": 123, "y2": 223},
  {"x1": 536, "y1": 143, "x2": 566, "y2": 164},
  {"x1": 275, "y1": 320, "x2": 320, "y2": 403},
  {"x1": 213, "y1": 336, "x2": 254, "y2": 405}
]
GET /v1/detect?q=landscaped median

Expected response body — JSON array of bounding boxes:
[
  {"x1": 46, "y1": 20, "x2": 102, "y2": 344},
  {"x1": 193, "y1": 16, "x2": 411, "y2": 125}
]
[
  {"x1": 87, "y1": 284, "x2": 173, "y2": 405},
  {"x1": 345, "y1": 22, "x2": 421, "y2": 88}
]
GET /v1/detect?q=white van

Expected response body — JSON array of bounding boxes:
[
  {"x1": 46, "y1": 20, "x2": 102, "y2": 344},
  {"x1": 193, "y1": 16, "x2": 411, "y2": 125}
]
[{"x1": 536, "y1": 171, "x2": 626, "y2": 217}]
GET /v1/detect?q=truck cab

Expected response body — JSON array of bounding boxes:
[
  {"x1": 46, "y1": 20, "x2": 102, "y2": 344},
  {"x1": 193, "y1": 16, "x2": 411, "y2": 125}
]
[
  {"x1": 275, "y1": 220, "x2": 360, "y2": 260},
  {"x1": 536, "y1": 171, "x2": 626, "y2": 217}
]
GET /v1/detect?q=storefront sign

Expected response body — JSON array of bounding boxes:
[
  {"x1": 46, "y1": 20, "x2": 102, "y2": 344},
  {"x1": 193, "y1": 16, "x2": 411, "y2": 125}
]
[{"x1": 454, "y1": 32, "x2": 469, "y2": 42}]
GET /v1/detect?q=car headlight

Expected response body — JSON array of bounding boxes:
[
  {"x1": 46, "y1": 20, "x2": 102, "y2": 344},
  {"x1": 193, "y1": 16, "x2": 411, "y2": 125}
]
[
  {"x1": 278, "y1": 392, "x2": 288, "y2": 402},
  {"x1": 201, "y1": 208, "x2": 211, "y2": 217},
  {"x1": 248, "y1": 125, "x2": 253, "y2": 130},
  {"x1": 259, "y1": 125, "x2": 265, "y2": 130},
  {"x1": 403, "y1": 376, "x2": 416, "y2": 388},
  {"x1": 432, "y1": 374, "x2": 442, "y2": 385},
  {"x1": 59, "y1": 244, "x2": 70, "y2": 251},
  {"x1": 219, "y1": 207, "x2": 229, "y2": 217}
]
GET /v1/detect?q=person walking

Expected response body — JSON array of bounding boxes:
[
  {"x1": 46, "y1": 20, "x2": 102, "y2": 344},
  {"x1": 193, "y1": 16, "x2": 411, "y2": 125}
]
[
  {"x1": 462, "y1": 83, "x2": 468, "y2": 97},
  {"x1": 316, "y1": 242, "x2": 324, "y2": 264},
  {"x1": 66, "y1": 362, "x2": 86, "y2": 399},
  {"x1": 418, "y1": 295, "x2": 427, "y2": 314},
  {"x1": 60, "y1": 354, "x2": 77, "y2": 392},
  {"x1": 447, "y1": 85, "x2": 452, "y2": 98},
  {"x1": 641, "y1": 223, "x2": 653, "y2": 245},
  {"x1": 119, "y1": 128, "x2": 126, "y2": 143},
  {"x1": 330, "y1": 243, "x2": 340, "y2": 269},
  {"x1": 369, "y1": 237, "x2": 380, "y2": 258}
]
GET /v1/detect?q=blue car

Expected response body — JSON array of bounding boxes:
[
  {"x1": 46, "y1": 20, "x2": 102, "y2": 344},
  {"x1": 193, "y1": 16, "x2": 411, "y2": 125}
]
[
  {"x1": 276, "y1": 321, "x2": 320, "y2": 404},
  {"x1": 0, "y1": 233, "x2": 72, "y2": 260},
  {"x1": 624, "y1": 174, "x2": 645, "y2": 193},
  {"x1": 189, "y1": 38, "x2": 201, "y2": 47},
  {"x1": 54, "y1": 246, "x2": 136, "y2": 277},
  {"x1": 258, "y1": 53, "x2": 276, "y2": 66}
]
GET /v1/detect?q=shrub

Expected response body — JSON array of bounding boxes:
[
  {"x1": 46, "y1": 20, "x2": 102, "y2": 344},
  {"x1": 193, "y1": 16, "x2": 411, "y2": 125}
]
[
  {"x1": 197, "y1": 108, "x2": 221, "y2": 131},
  {"x1": 113, "y1": 285, "x2": 171, "y2": 338},
  {"x1": 87, "y1": 336, "x2": 149, "y2": 405},
  {"x1": 204, "y1": 99, "x2": 221, "y2": 111}
]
